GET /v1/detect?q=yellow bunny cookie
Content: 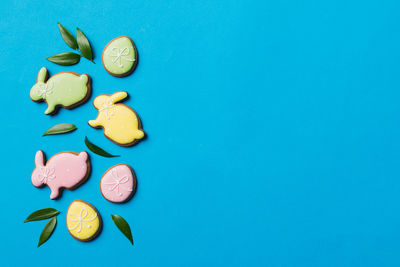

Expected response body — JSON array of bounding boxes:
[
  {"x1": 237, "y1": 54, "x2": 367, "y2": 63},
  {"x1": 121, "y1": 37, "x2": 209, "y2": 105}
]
[{"x1": 88, "y1": 91, "x2": 145, "y2": 146}]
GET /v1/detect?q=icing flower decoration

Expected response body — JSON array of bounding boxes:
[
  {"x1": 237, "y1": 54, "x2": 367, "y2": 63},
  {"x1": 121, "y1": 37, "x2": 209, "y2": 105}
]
[
  {"x1": 68, "y1": 208, "x2": 98, "y2": 233},
  {"x1": 35, "y1": 81, "x2": 54, "y2": 99},
  {"x1": 37, "y1": 166, "x2": 56, "y2": 184},
  {"x1": 98, "y1": 98, "x2": 116, "y2": 120},
  {"x1": 103, "y1": 168, "x2": 132, "y2": 196},
  {"x1": 108, "y1": 47, "x2": 134, "y2": 68}
]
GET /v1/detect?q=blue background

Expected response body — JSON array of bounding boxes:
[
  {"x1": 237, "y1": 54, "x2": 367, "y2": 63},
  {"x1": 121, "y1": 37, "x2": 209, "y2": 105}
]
[{"x1": 1, "y1": 0, "x2": 400, "y2": 266}]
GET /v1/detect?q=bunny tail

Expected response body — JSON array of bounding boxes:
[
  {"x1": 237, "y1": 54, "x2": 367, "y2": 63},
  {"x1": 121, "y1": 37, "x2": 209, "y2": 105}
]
[
  {"x1": 78, "y1": 151, "x2": 88, "y2": 161},
  {"x1": 135, "y1": 130, "x2": 145, "y2": 139},
  {"x1": 80, "y1": 74, "x2": 89, "y2": 84}
]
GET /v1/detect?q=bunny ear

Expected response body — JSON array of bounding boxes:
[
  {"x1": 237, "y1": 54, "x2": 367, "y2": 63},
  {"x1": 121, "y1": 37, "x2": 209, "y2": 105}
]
[
  {"x1": 110, "y1": 91, "x2": 128, "y2": 104},
  {"x1": 78, "y1": 151, "x2": 88, "y2": 162},
  {"x1": 34, "y1": 150, "x2": 45, "y2": 167},
  {"x1": 37, "y1": 67, "x2": 48, "y2": 83}
]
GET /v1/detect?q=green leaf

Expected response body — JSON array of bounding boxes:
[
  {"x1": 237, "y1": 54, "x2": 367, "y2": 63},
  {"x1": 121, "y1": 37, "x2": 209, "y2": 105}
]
[
  {"x1": 111, "y1": 215, "x2": 133, "y2": 245},
  {"x1": 76, "y1": 28, "x2": 93, "y2": 61},
  {"x1": 24, "y1": 208, "x2": 60, "y2": 223},
  {"x1": 84, "y1": 136, "x2": 119, "y2": 158},
  {"x1": 38, "y1": 217, "x2": 57, "y2": 248},
  {"x1": 47, "y1": 52, "x2": 81, "y2": 66},
  {"x1": 43, "y1": 123, "x2": 77, "y2": 136},
  {"x1": 57, "y1": 23, "x2": 78, "y2": 50}
]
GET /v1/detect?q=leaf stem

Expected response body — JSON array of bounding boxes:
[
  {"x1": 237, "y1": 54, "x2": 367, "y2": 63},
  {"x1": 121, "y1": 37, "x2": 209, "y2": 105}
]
[{"x1": 77, "y1": 51, "x2": 95, "y2": 63}]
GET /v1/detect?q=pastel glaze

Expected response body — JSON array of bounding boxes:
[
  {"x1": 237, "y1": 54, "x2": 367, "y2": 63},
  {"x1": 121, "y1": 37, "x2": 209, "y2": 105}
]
[
  {"x1": 30, "y1": 67, "x2": 90, "y2": 114},
  {"x1": 88, "y1": 91, "x2": 145, "y2": 146},
  {"x1": 102, "y1": 36, "x2": 136, "y2": 76},
  {"x1": 67, "y1": 200, "x2": 101, "y2": 241},
  {"x1": 100, "y1": 164, "x2": 136, "y2": 203},
  {"x1": 31, "y1": 150, "x2": 90, "y2": 199}
]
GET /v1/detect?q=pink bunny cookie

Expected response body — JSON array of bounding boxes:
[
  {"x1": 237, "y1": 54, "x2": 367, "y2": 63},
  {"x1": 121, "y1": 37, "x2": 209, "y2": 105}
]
[
  {"x1": 31, "y1": 150, "x2": 91, "y2": 199},
  {"x1": 100, "y1": 164, "x2": 137, "y2": 203}
]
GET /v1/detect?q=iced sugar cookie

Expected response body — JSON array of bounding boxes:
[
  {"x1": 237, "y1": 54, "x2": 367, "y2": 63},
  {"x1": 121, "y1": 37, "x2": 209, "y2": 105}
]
[
  {"x1": 88, "y1": 91, "x2": 145, "y2": 146},
  {"x1": 100, "y1": 164, "x2": 137, "y2": 203},
  {"x1": 30, "y1": 67, "x2": 91, "y2": 115},
  {"x1": 31, "y1": 150, "x2": 91, "y2": 199},
  {"x1": 67, "y1": 200, "x2": 102, "y2": 241},
  {"x1": 102, "y1": 36, "x2": 138, "y2": 77}
]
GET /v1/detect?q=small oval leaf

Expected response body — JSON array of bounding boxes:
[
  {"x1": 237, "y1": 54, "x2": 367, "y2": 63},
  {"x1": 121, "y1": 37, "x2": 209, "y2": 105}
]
[
  {"x1": 47, "y1": 52, "x2": 81, "y2": 66},
  {"x1": 76, "y1": 28, "x2": 93, "y2": 61},
  {"x1": 38, "y1": 217, "x2": 57, "y2": 248},
  {"x1": 111, "y1": 214, "x2": 133, "y2": 245},
  {"x1": 43, "y1": 123, "x2": 77, "y2": 136},
  {"x1": 84, "y1": 136, "x2": 119, "y2": 158},
  {"x1": 57, "y1": 23, "x2": 78, "y2": 49},
  {"x1": 24, "y1": 208, "x2": 60, "y2": 223}
]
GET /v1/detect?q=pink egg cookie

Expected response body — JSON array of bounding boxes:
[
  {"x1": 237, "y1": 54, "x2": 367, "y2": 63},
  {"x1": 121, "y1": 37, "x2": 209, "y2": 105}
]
[
  {"x1": 100, "y1": 164, "x2": 136, "y2": 203},
  {"x1": 31, "y1": 150, "x2": 91, "y2": 199}
]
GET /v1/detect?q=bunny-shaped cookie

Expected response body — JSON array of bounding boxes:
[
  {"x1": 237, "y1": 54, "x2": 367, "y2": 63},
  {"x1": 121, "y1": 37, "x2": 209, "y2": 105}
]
[
  {"x1": 30, "y1": 67, "x2": 91, "y2": 115},
  {"x1": 88, "y1": 91, "x2": 145, "y2": 146},
  {"x1": 31, "y1": 150, "x2": 91, "y2": 199}
]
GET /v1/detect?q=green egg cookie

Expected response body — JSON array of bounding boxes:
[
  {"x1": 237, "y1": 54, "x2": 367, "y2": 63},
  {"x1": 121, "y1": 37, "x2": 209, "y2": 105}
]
[{"x1": 102, "y1": 36, "x2": 138, "y2": 77}]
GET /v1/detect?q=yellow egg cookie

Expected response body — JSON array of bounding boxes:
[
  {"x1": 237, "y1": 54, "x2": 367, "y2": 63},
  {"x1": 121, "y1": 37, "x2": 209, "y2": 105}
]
[
  {"x1": 88, "y1": 91, "x2": 145, "y2": 146},
  {"x1": 66, "y1": 200, "x2": 102, "y2": 241}
]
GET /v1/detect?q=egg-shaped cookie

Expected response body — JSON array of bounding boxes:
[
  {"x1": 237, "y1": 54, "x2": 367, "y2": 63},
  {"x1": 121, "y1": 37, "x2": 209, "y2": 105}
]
[
  {"x1": 102, "y1": 36, "x2": 138, "y2": 77},
  {"x1": 66, "y1": 200, "x2": 102, "y2": 241},
  {"x1": 100, "y1": 164, "x2": 137, "y2": 203}
]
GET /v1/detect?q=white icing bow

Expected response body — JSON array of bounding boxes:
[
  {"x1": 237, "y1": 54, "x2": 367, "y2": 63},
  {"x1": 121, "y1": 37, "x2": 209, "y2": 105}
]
[
  {"x1": 108, "y1": 47, "x2": 134, "y2": 68},
  {"x1": 98, "y1": 98, "x2": 116, "y2": 120},
  {"x1": 68, "y1": 208, "x2": 97, "y2": 233},
  {"x1": 35, "y1": 81, "x2": 54, "y2": 99},
  {"x1": 103, "y1": 169, "x2": 132, "y2": 196},
  {"x1": 37, "y1": 166, "x2": 56, "y2": 184}
]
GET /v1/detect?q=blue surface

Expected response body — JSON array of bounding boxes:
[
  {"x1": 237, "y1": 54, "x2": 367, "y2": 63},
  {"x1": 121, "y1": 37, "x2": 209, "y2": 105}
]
[{"x1": 1, "y1": 0, "x2": 400, "y2": 266}]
